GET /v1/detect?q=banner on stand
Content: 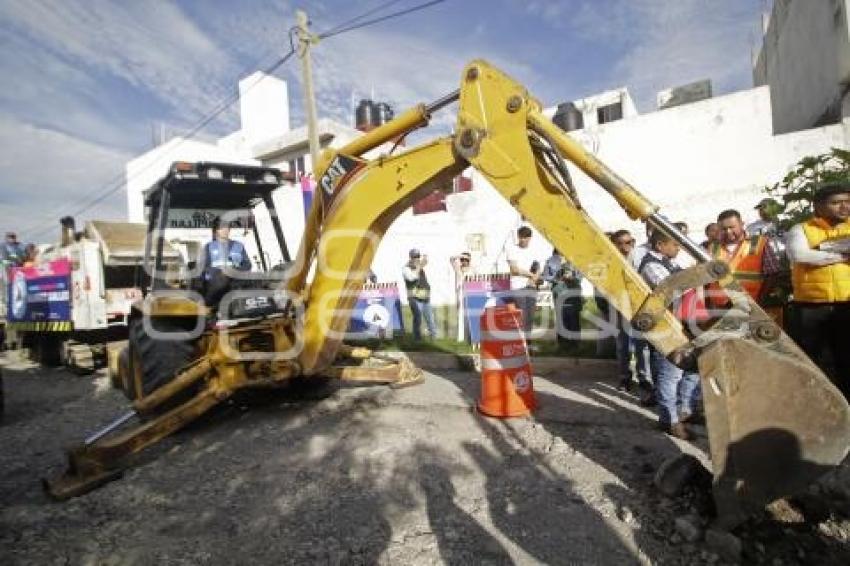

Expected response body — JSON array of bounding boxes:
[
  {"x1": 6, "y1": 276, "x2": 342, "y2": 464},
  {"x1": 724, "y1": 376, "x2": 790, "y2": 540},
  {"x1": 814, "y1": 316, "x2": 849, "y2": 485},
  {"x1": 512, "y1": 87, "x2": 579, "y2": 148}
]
[
  {"x1": 462, "y1": 274, "x2": 511, "y2": 346},
  {"x1": 347, "y1": 282, "x2": 404, "y2": 338},
  {"x1": 6, "y1": 258, "x2": 72, "y2": 325}
]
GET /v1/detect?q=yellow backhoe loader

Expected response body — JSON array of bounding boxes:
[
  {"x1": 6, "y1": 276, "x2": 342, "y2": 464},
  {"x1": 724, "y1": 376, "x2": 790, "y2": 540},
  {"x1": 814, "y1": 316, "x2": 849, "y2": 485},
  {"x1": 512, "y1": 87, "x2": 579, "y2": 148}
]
[{"x1": 44, "y1": 61, "x2": 850, "y2": 529}]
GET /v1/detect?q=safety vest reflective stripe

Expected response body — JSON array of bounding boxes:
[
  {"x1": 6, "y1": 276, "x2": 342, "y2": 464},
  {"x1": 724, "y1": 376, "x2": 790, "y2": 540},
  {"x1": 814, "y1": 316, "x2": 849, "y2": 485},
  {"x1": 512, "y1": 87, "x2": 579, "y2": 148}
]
[
  {"x1": 711, "y1": 236, "x2": 766, "y2": 300},
  {"x1": 480, "y1": 355, "x2": 530, "y2": 370}
]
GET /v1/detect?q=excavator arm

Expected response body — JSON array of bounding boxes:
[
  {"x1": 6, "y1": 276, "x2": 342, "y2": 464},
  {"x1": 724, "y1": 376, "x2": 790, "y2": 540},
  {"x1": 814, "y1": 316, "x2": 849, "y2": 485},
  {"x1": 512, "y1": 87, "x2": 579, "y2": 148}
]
[{"x1": 46, "y1": 60, "x2": 850, "y2": 529}]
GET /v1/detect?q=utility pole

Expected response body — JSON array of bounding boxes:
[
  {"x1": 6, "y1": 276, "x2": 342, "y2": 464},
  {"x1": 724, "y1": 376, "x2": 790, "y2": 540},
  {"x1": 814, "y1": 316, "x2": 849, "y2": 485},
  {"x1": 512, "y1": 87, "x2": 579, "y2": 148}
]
[{"x1": 296, "y1": 10, "x2": 321, "y2": 172}]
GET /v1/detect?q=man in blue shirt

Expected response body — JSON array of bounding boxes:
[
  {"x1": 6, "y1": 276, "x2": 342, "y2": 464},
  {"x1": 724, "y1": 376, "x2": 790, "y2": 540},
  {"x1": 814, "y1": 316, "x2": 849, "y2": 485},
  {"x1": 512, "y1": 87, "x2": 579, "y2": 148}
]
[
  {"x1": 202, "y1": 217, "x2": 251, "y2": 276},
  {"x1": 200, "y1": 217, "x2": 251, "y2": 306}
]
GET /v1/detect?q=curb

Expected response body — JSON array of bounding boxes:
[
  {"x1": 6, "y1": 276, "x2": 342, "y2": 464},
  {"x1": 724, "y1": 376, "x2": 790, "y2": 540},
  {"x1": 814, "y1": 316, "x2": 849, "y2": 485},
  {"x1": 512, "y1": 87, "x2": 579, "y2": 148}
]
[{"x1": 374, "y1": 351, "x2": 616, "y2": 375}]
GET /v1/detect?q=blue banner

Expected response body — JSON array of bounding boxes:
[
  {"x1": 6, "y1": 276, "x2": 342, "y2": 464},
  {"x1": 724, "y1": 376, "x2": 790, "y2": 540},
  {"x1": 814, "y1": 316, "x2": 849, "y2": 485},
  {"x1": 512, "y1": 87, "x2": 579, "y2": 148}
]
[
  {"x1": 347, "y1": 283, "x2": 404, "y2": 338},
  {"x1": 462, "y1": 274, "x2": 511, "y2": 346},
  {"x1": 7, "y1": 259, "x2": 72, "y2": 324}
]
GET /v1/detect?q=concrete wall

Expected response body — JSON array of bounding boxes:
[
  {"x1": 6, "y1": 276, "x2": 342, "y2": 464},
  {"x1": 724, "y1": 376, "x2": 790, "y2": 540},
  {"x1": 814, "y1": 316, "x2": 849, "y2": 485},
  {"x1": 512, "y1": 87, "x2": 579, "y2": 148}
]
[{"x1": 754, "y1": 0, "x2": 850, "y2": 134}]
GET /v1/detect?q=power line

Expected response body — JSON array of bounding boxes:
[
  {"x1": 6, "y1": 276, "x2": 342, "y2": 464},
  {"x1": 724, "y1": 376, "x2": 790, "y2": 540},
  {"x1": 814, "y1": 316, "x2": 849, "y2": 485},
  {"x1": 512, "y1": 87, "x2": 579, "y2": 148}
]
[
  {"x1": 22, "y1": 0, "x2": 449, "y2": 240},
  {"x1": 23, "y1": 46, "x2": 298, "y2": 242},
  {"x1": 318, "y1": 0, "x2": 448, "y2": 39},
  {"x1": 19, "y1": 47, "x2": 283, "y2": 239},
  {"x1": 319, "y1": 0, "x2": 407, "y2": 37}
]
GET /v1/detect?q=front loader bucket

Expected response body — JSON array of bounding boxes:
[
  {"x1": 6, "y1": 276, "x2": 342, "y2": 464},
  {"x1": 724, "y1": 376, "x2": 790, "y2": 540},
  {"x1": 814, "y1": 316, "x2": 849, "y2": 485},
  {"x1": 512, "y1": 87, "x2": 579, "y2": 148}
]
[{"x1": 698, "y1": 337, "x2": 850, "y2": 528}]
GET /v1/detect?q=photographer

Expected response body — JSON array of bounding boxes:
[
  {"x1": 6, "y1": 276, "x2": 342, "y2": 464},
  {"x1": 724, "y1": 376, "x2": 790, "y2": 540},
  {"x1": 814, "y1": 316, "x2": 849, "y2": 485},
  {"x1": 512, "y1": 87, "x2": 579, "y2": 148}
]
[{"x1": 403, "y1": 249, "x2": 436, "y2": 340}]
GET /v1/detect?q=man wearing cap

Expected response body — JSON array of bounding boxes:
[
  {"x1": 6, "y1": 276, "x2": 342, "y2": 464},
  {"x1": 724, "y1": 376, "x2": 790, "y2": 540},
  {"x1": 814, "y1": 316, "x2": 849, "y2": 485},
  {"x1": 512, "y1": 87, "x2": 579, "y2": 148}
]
[
  {"x1": 403, "y1": 249, "x2": 436, "y2": 340},
  {"x1": 0, "y1": 232, "x2": 26, "y2": 267},
  {"x1": 747, "y1": 198, "x2": 780, "y2": 236},
  {"x1": 786, "y1": 183, "x2": 850, "y2": 396}
]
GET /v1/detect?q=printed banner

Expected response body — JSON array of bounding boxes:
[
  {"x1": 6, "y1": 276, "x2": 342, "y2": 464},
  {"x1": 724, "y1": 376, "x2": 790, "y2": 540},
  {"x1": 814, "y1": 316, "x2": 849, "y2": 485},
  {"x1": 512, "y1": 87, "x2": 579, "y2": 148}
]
[
  {"x1": 347, "y1": 282, "x2": 404, "y2": 338},
  {"x1": 462, "y1": 274, "x2": 511, "y2": 345},
  {"x1": 6, "y1": 258, "x2": 72, "y2": 324}
]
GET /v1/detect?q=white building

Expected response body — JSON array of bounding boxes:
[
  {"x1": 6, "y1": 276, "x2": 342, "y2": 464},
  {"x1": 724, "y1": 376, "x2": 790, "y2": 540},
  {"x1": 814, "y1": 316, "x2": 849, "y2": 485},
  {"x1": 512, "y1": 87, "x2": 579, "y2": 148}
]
[
  {"x1": 125, "y1": 3, "x2": 850, "y2": 306},
  {"x1": 753, "y1": 0, "x2": 850, "y2": 134}
]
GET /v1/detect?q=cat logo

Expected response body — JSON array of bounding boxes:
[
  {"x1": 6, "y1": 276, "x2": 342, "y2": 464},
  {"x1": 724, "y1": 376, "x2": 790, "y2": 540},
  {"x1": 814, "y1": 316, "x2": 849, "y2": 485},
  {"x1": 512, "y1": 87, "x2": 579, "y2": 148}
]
[{"x1": 318, "y1": 154, "x2": 364, "y2": 200}]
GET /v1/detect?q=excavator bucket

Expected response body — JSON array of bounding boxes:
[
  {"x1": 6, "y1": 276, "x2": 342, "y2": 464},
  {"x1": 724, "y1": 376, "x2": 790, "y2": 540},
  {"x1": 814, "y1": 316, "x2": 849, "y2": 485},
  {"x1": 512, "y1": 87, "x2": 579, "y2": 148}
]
[{"x1": 697, "y1": 335, "x2": 850, "y2": 528}]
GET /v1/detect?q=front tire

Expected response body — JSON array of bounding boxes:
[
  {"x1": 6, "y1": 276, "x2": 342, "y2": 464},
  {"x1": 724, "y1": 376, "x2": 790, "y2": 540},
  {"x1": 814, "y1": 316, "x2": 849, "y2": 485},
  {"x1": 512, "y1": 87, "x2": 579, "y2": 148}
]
[{"x1": 127, "y1": 317, "x2": 197, "y2": 400}]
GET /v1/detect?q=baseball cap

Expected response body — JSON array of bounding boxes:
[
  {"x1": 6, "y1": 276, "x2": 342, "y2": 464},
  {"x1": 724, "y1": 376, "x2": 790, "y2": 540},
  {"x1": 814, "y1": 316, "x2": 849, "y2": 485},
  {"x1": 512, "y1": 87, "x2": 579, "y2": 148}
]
[
  {"x1": 409, "y1": 248, "x2": 421, "y2": 258},
  {"x1": 754, "y1": 197, "x2": 779, "y2": 209}
]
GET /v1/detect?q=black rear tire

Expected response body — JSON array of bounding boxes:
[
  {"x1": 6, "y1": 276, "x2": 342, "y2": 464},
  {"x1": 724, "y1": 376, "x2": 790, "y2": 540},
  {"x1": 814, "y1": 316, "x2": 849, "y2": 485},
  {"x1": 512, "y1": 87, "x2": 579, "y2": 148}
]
[{"x1": 127, "y1": 317, "x2": 197, "y2": 400}]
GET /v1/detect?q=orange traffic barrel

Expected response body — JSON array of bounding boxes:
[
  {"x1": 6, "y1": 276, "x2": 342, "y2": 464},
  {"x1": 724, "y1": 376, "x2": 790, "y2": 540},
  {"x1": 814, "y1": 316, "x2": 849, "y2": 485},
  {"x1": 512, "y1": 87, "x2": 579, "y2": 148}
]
[{"x1": 477, "y1": 304, "x2": 537, "y2": 417}]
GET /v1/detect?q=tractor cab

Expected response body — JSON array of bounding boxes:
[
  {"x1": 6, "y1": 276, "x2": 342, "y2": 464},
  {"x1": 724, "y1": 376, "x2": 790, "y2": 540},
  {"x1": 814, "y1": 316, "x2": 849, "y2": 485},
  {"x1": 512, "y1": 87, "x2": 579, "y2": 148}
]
[{"x1": 140, "y1": 161, "x2": 294, "y2": 320}]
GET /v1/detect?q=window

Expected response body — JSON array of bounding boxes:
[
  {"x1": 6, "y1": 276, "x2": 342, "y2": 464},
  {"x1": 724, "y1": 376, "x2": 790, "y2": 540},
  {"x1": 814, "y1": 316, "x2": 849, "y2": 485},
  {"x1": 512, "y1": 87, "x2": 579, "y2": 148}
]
[
  {"x1": 287, "y1": 155, "x2": 307, "y2": 177},
  {"x1": 597, "y1": 102, "x2": 623, "y2": 125}
]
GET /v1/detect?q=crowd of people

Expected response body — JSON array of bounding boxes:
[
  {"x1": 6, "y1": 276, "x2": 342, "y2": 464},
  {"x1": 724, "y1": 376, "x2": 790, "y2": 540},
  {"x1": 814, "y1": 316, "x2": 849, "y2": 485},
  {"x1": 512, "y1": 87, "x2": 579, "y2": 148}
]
[{"x1": 399, "y1": 182, "x2": 850, "y2": 442}]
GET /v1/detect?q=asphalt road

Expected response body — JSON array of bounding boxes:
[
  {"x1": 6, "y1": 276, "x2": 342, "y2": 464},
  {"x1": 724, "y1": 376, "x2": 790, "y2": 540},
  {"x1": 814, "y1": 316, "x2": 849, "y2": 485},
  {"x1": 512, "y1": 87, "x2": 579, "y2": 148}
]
[{"x1": 1, "y1": 356, "x2": 848, "y2": 565}]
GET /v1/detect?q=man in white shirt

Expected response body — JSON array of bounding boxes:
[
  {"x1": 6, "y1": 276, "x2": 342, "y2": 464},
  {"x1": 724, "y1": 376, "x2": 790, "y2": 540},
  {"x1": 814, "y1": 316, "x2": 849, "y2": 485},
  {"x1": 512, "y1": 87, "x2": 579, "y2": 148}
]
[{"x1": 505, "y1": 225, "x2": 539, "y2": 333}]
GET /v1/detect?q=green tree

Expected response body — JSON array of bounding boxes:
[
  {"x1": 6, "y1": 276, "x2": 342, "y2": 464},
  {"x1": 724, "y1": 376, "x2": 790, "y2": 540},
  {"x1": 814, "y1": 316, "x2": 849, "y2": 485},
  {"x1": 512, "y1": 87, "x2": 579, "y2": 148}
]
[{"x1": 765, "y1": 148, "x2": 850, "y2": 230}]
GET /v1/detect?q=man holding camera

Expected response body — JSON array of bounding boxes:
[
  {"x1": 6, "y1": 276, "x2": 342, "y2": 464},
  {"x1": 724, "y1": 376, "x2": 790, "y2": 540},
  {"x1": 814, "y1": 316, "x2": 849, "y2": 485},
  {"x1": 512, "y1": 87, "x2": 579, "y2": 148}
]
[{"x1": 403, "y1": 248, "x2": 436, "y2": 340}]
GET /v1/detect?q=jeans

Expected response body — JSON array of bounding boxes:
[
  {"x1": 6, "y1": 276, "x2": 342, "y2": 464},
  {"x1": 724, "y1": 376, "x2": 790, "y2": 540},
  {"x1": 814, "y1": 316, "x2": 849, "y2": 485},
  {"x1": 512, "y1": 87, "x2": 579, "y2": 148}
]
[
  {"x1": 409, "y1": 298, "x2": 436, "y2": 340},
  {"x1": 650, "y1": 347, "x2": 701, "y2": 426},
  {"x1": 615, "y1": 320, "x2": 652, "y2": 385},
  {"x1": 555, "y1": 297, "x2": 582, "y2": 344},
  {"x1": 793, "y1": 302, "x2": 850, "y2": 399},
  {"x1": 633, "y1": 338, "x2": 652, "y2": 385}
]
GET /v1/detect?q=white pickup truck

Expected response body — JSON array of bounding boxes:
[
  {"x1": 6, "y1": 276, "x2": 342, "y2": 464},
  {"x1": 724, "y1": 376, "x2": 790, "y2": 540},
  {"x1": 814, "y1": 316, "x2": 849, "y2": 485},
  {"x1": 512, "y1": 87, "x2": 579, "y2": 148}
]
[{"x1": 4, "y1": 220, "x2": 164, "y2": 371}]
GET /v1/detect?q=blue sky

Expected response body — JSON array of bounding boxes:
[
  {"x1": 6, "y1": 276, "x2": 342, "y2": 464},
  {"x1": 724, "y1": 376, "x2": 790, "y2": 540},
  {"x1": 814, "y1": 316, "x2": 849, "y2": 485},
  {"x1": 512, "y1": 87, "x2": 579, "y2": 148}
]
[{"x1": 0, "y1": 0, "x2": 769, "y2": 241}]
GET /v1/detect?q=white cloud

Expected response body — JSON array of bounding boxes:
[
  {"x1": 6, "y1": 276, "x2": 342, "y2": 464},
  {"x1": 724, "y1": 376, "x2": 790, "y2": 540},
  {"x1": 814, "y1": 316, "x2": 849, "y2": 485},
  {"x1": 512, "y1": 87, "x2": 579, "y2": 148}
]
[
  {"x1": 529, "y1": 0, "x2": 764, "y2": 109},
  {"x1": 305, "y1": 26, "x2": 542, "y2": 131},
  {"x1": 608, "y1": 1, "x2": 763, "y2": 109},
  {"x1": 0, "y1": 0, "x2": 241, "y2": 122},
  {"x1": 0, "y1": 116, "x2": 133, "y2": 242}
]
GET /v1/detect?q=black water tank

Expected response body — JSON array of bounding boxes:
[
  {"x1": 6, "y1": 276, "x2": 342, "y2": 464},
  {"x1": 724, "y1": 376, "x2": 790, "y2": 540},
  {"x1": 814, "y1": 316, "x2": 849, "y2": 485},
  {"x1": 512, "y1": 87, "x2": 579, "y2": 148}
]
[
  {"x1": 372, "y1": 102, "x2": 394, "y2": 127},
  {"x1": 355, "y1": 99, "x2": 374, "y2": 131},
  {"x1": 552, "y1": 102, "x2": 584, "y2": 132}
]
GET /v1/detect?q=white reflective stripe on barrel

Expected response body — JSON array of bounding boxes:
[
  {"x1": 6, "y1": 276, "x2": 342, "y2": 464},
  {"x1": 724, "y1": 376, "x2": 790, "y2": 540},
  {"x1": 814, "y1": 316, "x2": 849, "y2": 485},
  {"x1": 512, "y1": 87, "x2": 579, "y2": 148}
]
[
  {"x1": 479, "y1": 329, "x2": 524, "y2": 342},
  {"x1": 480, "y1": 355, "x2": 530, "y2": 371}
]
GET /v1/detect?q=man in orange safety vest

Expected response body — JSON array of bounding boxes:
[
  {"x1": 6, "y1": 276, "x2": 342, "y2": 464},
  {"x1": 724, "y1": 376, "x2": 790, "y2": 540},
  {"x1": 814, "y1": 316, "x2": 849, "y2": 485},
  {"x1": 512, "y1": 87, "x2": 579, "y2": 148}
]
[{"x1": 710, "y1": 208, "x2": 783, "y2": 305}]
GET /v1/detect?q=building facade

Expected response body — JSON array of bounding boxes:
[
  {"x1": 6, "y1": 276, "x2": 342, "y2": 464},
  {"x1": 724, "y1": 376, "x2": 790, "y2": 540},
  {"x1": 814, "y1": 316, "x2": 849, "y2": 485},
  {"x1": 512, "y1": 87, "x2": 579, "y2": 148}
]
[
  {"x1": 125, "y1": 8, "x2": 850, "y2": 306},
  {"x1": 753, "y1": 0, "x2": 850, "y2": 134}
]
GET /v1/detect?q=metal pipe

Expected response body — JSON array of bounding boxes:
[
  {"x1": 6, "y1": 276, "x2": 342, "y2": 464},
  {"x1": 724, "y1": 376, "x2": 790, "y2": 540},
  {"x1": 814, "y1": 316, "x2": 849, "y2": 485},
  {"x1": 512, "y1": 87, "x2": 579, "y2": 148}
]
[
  {"x1": 527, "y1": 110, "x2": 712, "y2": 264},
  {"x1": 527, "y1": 111, "x2": 657, "y2": 219},
  {"x1": 425, "y1": 89, "x2": 460, "y2": 115},
  {"x1": 648, "y1": 213, "x2": 712, "y2": 263},
  {"x1": 85, "y1": 410, "x2": 137, "y2": 445}
]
